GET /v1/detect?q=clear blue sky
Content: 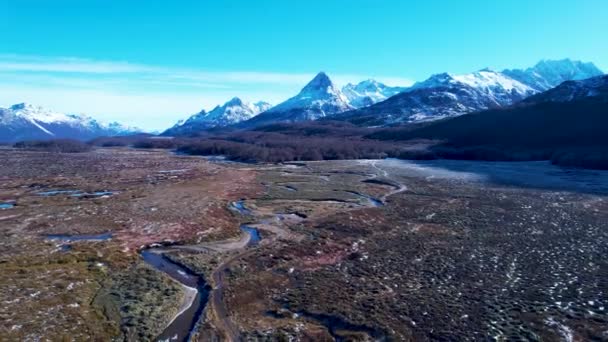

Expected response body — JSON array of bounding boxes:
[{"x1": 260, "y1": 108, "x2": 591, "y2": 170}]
[{"x1": 0, "y1": 0, "x2": 606, "y2": 130}]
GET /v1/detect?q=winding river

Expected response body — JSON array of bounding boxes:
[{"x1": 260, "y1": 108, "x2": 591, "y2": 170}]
[
  {"x1": 41, "y1": 224, "x2": 258, "y2": 342},
  {"x1": 140, "y1": 250, "x2": 210, "y2": 342},
  {"x1": 141, "y1": 206, "x2": 262, "y2": 342},
  {"x1": 41, "y1": 162, "x2": 403, "y2": 341}
]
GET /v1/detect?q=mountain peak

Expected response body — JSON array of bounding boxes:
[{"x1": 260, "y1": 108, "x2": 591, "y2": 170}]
[
  {"x1": 535, "y1": 58, "x2": 573, "y2": 68},
  {"x1": 411, "y1": 72, "x2": 455, "y2": 89},
  {"x1": 242, "y1": 71, "x2": 352, "y2": 125},
  {"x1": 342, "y1": 79, "x2": 407, "y2": 109},
  {"x1": 533, "y1": 58, "x2": 600, "y2": 71},
  {"x1": 226, "y1": 97, "x2": 244, "y2": 106},
  {"x1": 356, "y1": 79, "x2": 384, "y2": 90},
  {"x1": 253, "y1": 101, "x2": 272, "y2": 113},
  {"x1": 302, "y1": 72, "x2": 334, "y2": 92},
  {"x1": 10, "y1": 103, "x2": 36, "y2": 111},
  {"x1": 360, "y1": 79, "x2": 380, "y2": 85},
  {"x1": 503, "y1": 58, "x2": 604, "y2": 92},
  {"x1": 313, "y1": 71, "x2": 330, "y2": 80},
  {"x1": 254, "y1": 100, "x2": 270, "y2": 107}
]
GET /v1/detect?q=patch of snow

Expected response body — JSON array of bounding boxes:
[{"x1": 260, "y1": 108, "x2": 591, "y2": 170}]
[{"x1": 545, "y1": 317, "x2": 574, "y2": 342}]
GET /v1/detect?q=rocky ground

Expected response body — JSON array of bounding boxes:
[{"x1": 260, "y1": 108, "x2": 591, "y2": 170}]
[{"x1": 1, "y1": 148, "x2": 607, "y2": 341}]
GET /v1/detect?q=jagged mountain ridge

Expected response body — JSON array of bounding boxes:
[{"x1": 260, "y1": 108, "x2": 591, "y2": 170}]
[
  {"x1": 342, "y1": 80, "x2": 407, "y2": 108},
  {"x1": 410, "y1": 69, "x2": 536, "y2": 105},
  {"x1": 166, "y1": 59, "x2": 603, "y2": 132},
  {"x1": 503, "y1": 58, "x2": 604, "y2": 92},
  {"x1": 522, "y1": 74, "x2": 608, "y2": 104},
  {"x1": 328, "y1": 59, "x2": 603, "y2": 126},
  {"x1": 163, "y1": 97, "x2": 271, "y2": 135},
  {"x1": 329, "y1": 80, "x2": 516, "y2": 126}
]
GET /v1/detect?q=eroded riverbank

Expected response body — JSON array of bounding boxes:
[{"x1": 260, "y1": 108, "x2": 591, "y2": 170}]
[
  {"x1": 139, "y1": 207, "x2": 265, "y2": 341},
  {"x1": 140, "y1": 250, "x2": 209, "y2": 342}
]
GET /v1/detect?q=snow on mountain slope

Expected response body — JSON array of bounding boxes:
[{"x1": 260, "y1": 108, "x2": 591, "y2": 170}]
[
  {"x1": 329, "y1": 82, "x2": 507, "y2": 126},
  {"x1": 342, "y1": 80, "x2": 407, "y2": 108},
  {"x1": 328, "y1": 69, "x2": 536, "y2": 126},
  {"x1": 242, "y1": 72, "x2": 353, "y2": 127},
  {"x1": 503, "y1": 59, "x2": 604, "y2": 92},
  {"x1": 201, "y1": 97, "x2": 269, "y2": 126},
  {"x1": 163, "y1": 97, "x2": 270, "y2": 135},
  {"x1": 253, "y1": 101, "x2": 272, "y2": 113},
  {"x1": 411, "y1": 69, "x2": 535, "y2": 106},
  {"x1": 0, "y1": 103, "x2": 140, "y2": 142}
]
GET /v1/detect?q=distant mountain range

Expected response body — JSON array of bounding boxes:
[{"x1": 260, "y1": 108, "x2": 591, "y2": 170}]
[
  {"x1": 330, "y1": 69, "x2": 537, "y2": 125},
  {"x1": 166, "y1": 58, "x2": 603, "y2": 135},
  {"x1": 0, "y1": 103, "x2": 141, "y2": 143},
  {"x1": 332, "y1": 59, "x2": 603, "y2": 126},
  {"x1": 3, "y1": 58, "x2": 604, "y2": 142},
  {"x1": 167, "y1": 74, "x2": 402, "y2": 134}
]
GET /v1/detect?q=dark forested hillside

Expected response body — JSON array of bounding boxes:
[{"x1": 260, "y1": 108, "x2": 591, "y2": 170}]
[
  {"x1": 369, "y1": 99, "x2": 608, "y2": 148},
  {"x1": 367, "y1": 98, "x2": 608, "y2": 169}
]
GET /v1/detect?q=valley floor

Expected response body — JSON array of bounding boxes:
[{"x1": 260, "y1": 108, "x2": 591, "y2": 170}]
[{"x1": 0, "y1": 148, "x2": 607, "y2": 341}]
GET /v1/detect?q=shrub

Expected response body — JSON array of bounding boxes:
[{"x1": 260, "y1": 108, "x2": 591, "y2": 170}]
[
  {"x1": 551, "y1": 148, "x2": 608, "y2": 170},
  {"x1": 174, "y1": 133, "x2": 402, "y2": 163},
  {"x1": 132, "y1": 138, "x2": 181, "y2": 149},
  {"x1": 13, "y1": 139, "x2": 93, "y2": 153}
]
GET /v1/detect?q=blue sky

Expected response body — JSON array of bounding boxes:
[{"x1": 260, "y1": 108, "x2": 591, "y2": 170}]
[{"x1": 1, "y1": 0, "x2": 606, "y2": 130}]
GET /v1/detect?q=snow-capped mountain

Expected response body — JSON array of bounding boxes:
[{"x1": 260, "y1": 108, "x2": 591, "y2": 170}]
[
  {"x1": 503, "y1": 59, "x2": 603, "y2": 92},
  {"x1": 163, "y1": 97, "x2": 271, "y2": 136},
  {"x1": 342, "y1": 80, "x2": 407, "y2": 108},
  {"x1": 242, "y1": 72, "x2": 353, "y2": 127},
  {"x1": 328, "y1": 60, "x2": 603, "y2": 127},
  {"x1": 0, "y1": 103, "x2": 140, "y2": 143}
]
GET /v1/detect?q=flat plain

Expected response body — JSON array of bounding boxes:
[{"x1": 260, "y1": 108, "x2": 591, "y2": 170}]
[{"x1": 1, "y1": 147, "x2": 607, "y2": 341}]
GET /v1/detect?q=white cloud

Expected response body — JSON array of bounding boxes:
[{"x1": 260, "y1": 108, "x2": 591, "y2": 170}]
[{"x1": 0, "y1": 54, "x2": 415, "y2": 131}]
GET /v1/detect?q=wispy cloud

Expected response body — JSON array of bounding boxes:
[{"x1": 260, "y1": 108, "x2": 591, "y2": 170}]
[
  {"x1": 0, "y1": 54, "x2": 318, "y2": 86},
  {"x1": 0, "y1": 54, "x2": 151, "y2": 73},
  {"x1": 0, "y1": 54, "x2": 414, "y2": 130},
  {"x1": 0, "y1": 54, "x2": 414, "y2": 87}
]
